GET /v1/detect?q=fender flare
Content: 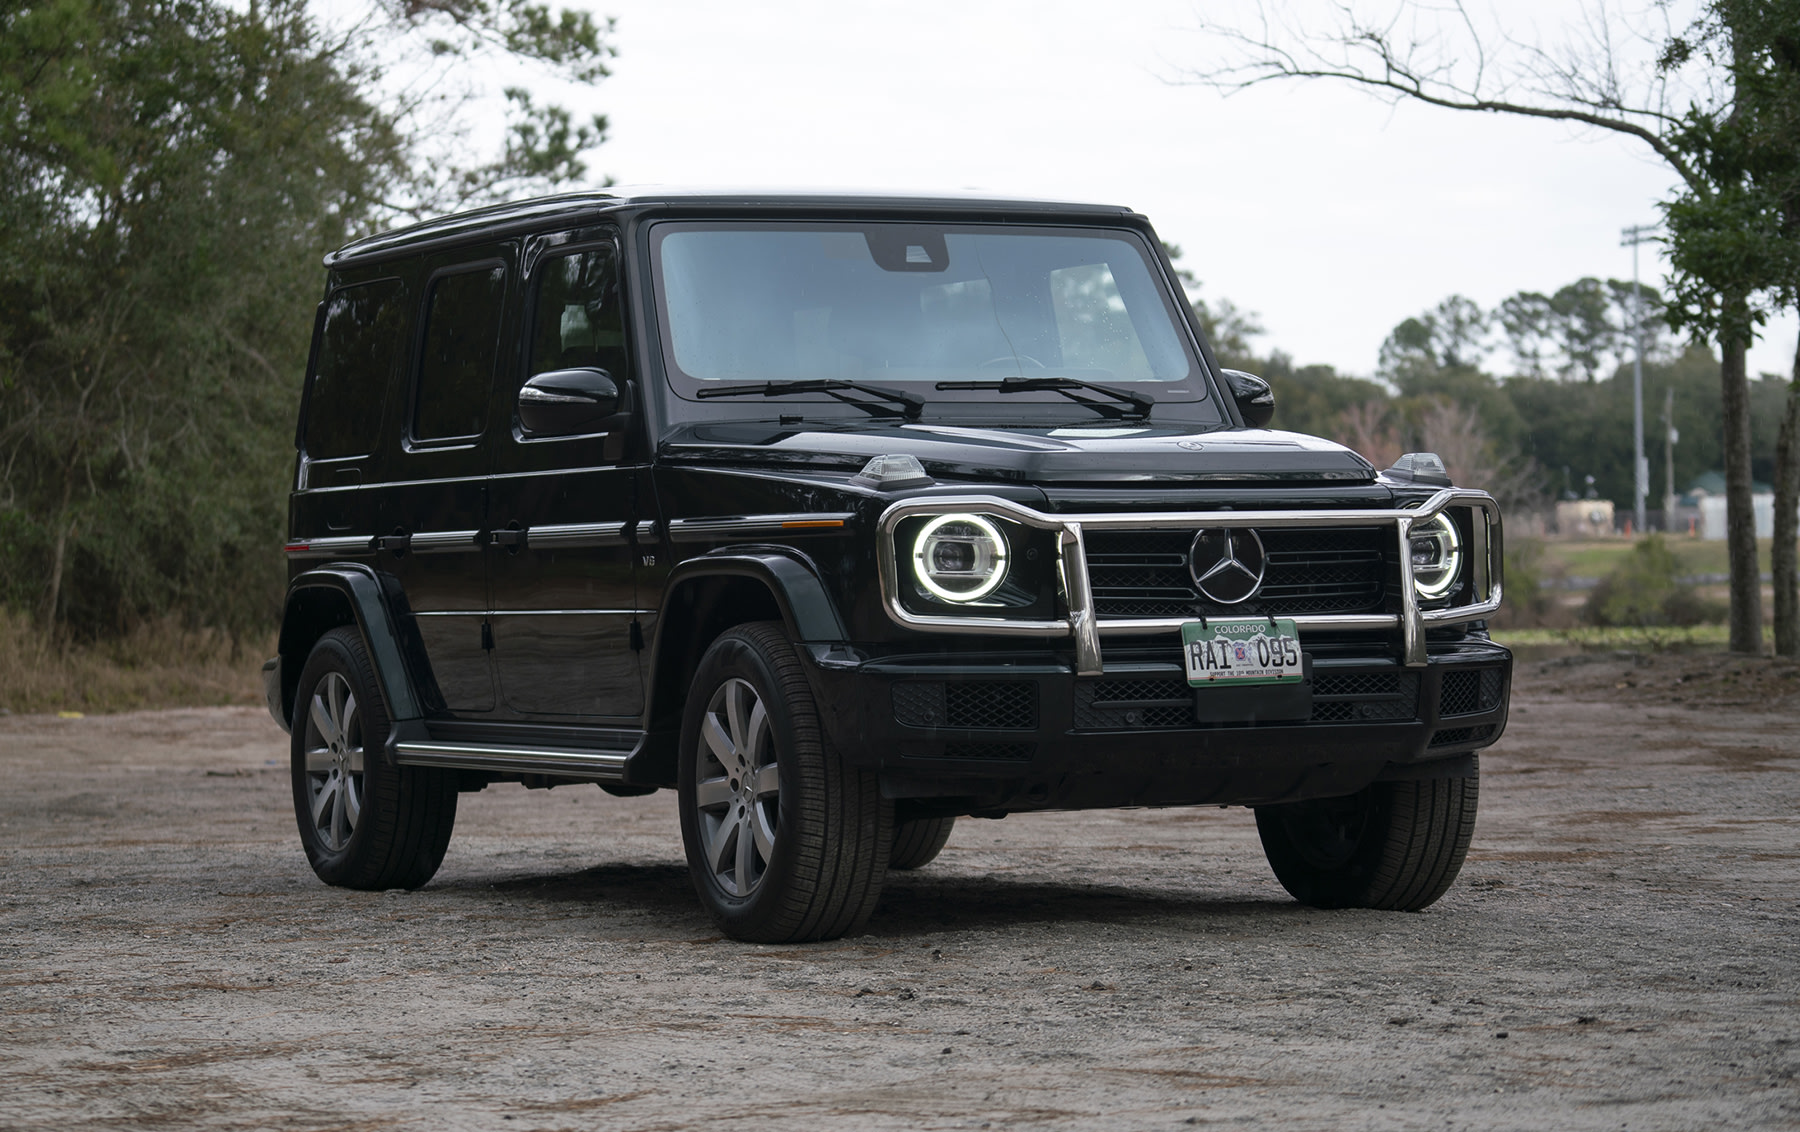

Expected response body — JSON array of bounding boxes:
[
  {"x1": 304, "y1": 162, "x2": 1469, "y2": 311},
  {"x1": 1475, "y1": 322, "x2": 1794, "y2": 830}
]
[
  {"x1": 630, "y1": 547, "x2": 848, "y2": 786},
  {"x1": 654, "y1": 546, "x2": 849, "y2": 648},
  {"x1": 277, "y1": 565, "x2": 427, "y2": 728}
]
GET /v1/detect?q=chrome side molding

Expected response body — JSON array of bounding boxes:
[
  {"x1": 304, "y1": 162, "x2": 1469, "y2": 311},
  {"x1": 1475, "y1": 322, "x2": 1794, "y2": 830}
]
[{"x1": 667, "y1": 513, "x2": 854, "y2": 542}]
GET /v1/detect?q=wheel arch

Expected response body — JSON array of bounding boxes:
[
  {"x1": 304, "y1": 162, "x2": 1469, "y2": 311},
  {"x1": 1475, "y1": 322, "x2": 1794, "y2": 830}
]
[
  {"x1": 277, "y1": 566, "x2": 427, "y2": 730},
  {"x1": 633, "y1": 548, "x2": 847, "y2": 786}
]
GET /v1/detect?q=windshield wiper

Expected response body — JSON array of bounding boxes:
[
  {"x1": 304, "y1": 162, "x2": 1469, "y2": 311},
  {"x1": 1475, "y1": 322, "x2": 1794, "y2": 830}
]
[
  {"x1": 695, "y1": 379, "x2": 925, "y2": 421},
  {"x1": 934, "y1": 376, "x2": 1154, "y2": 420}
]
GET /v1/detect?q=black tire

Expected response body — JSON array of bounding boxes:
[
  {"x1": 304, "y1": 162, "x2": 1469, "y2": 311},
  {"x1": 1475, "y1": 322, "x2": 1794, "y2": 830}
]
[
  {"x1": 889, "y1": 815, "x2": 955, "y2": 870},
  {"x1": 1254, "y1": 765, "x2": 1478, "y2": 911},
  {"x1": 677, "y1": 621, "x2": 891, "y2": 942},
  {"x1": 290, "y1": 626, "x2": 457, "y2": 890}
]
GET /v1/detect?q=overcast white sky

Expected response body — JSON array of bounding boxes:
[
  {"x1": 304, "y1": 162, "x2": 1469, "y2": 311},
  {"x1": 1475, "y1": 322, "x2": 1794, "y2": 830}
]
[{"x1": 541, "y1": 0, "x2": 1797, "y2": 382}]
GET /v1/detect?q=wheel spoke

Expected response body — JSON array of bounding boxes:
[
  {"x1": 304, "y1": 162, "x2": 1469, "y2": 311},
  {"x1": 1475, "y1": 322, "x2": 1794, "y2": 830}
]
[
  {"x1": 707, "y1": 818, "x2": 737, "y2": 884},
  {"x1": 342, "y1": 774, "x2": 361, "y2": 829},
  {"x1": 725, "y1": 680, "x2": 753, "y2": 760},
  {"x1": 694, "y1": 776, "x2": 733, "y2": 811},
  {"x1": 310, "y1": 774, "x2": 336, "y2": 827},
  {"x1": 304, "y1": 746, "x2": 335, "y2": 774},
  {"x1": 701, "y1": 711, "x2": 736, "y2": 769},
  {"x1": 735, "y1": 810, "x2": 755, "y2": 884},
  {"x1": 309, "y1": 693, "x2": 341, "y2": 751},
  {"x1": 330, "y1": 774, "x2": 349, "y2": 847},
  {"x1": 741, "y1": 697, "x2": 769, "y2": 766},
  {"x1": 328, "y1": 674, "x2": 350, "y2": 738},
  {"x1": 751, "y1": 803, "x2": 776, "y2": 864},
  {"x1": 341, "y1": 691, "x2": 359, "y2": 749},
  {"x1": 752, "y1": 762, "x2": 780, "y2": 800}
]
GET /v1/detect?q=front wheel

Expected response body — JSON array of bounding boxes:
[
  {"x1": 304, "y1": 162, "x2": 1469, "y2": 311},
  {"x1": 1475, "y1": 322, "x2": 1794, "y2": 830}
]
[
  {"x1": 1254, "y1": 767, "x2": 1478, "y2": 911},
  {"x1": 677, "y1": 622, "x2": 891, "y2": 942}
]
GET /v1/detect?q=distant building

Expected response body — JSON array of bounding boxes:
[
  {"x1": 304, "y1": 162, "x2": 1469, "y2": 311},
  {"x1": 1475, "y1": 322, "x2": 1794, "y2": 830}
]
[
  {"x1": 1555, "y1": 499, "x2": 1615, "y2": 538},
  {"x1": 1685, "y1": 471, "x2": 1788, "y2": 540}
]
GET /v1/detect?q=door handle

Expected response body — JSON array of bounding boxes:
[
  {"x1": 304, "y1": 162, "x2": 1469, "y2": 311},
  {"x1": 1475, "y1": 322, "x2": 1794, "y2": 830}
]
[{"x1": 492, "y1": 526, "x2": 527, "y2": 550}]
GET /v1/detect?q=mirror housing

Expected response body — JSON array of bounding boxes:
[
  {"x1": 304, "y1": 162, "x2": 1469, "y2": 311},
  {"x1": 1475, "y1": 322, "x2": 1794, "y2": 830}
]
[
  {"x1": 517, "y1": 368, "x2": 622, "y2": 437},
  {"x1": 1220, "y1": 369, "x2": 1275, "y2": 428}
]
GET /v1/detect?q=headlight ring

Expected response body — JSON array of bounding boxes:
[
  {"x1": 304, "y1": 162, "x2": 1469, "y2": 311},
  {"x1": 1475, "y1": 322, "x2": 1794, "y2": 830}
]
[
  {"x1": 1409, "y1": 513, "x2": 1463, "y2": 600},
  {"x1": 912, "y1": 514, "x2": 1009, "y2": 603}
]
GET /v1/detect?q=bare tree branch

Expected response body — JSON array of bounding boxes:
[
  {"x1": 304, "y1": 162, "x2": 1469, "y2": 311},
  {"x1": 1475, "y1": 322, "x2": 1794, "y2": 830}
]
[{"x1": 1179, "y1": 0, "x2": 1714, "y2": 193}]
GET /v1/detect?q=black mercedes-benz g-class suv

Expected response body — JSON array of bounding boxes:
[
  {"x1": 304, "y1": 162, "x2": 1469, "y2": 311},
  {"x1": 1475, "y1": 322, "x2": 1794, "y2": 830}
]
[{"x1": 265, "y1": 189, "x2": 1508, "y2": 942}]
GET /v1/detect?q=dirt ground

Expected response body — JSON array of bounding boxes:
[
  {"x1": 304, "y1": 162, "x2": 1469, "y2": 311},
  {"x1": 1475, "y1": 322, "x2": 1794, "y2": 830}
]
[{"x1": 2, "y1": 651, "x2": 1797, "y2": 1131}]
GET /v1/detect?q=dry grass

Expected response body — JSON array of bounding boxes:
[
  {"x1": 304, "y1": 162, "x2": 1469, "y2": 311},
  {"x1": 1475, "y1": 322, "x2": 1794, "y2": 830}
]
[{"x1": 0, "y1": 607, "x2": 269, "y2": 716}]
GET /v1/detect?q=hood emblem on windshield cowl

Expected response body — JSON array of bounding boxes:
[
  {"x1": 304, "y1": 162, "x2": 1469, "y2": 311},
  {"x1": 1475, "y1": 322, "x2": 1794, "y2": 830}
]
[{"x1": 1189, "y1": 529, "x2": 1266, "y2": 605}]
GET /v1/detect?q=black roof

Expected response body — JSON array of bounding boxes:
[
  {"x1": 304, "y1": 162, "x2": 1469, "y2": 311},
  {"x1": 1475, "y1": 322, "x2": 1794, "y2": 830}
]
[{"x1": 323, "y1": 186, "x2": 1142, "y2": 268}]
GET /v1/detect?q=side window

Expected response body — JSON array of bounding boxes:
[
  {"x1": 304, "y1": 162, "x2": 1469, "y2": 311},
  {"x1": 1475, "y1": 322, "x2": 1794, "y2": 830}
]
[
  {"x1": 414, "y1": 264, "x2": 506, "y2": 442},
  {"x1": 303, "y1": 279, "x2": 404, "y2": 460},
  {"x1": 529, "y1": 244, "x2": 625, "y2": 379}
]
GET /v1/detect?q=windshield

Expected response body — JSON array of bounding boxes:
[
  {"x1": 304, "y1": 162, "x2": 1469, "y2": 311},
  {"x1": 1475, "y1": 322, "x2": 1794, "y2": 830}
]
[{"x1": 650, "y1": 222, "x2": 1204, "y2": 402}]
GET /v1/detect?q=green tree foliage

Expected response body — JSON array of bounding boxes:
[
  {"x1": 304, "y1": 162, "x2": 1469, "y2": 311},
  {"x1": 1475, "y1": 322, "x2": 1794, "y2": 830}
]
[{"x1": 0, "y1": 0, "x2": 611, "y2": 638}]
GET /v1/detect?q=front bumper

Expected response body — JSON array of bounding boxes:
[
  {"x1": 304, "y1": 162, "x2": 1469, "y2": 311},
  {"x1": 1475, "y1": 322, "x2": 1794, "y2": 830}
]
[{"x1": 806, "y1": 637, "x2": 1510, "y2": 813}]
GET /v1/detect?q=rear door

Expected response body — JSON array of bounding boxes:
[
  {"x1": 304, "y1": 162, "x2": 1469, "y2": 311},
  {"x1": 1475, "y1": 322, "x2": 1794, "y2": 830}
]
[
  {"x1": 486, "y1": 228, "x2": 645, "y2": 720},
  {"x1": 370, "y1": 247, "x2": 515, "y2": 716}
]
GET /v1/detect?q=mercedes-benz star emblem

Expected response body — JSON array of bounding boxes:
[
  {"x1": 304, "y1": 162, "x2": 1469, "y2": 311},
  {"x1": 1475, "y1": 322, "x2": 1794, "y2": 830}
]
[{"x1": 1189, "y1": 528, "x2": 1266, "y2": 604}]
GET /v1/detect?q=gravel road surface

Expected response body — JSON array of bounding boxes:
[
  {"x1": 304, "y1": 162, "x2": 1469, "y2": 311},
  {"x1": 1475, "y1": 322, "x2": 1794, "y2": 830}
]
[{"x1": 2, "y1": 651, "x2": 1797, "y2": 1130}]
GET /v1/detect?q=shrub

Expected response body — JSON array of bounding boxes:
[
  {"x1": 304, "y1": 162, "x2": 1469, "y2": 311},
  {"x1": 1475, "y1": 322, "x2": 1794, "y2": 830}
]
[{"x1": 1584, "y1": 535, "x2": 1723, "y2": 627}]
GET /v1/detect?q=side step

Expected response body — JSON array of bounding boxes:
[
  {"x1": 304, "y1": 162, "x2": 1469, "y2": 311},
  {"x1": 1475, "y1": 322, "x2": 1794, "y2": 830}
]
[{"x1": 393, "y1": 740, "x2": 629, "y2": 780}]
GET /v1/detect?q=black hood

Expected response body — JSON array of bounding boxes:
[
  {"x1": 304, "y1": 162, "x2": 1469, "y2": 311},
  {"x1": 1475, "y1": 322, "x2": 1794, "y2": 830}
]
[{"x1": 658, "y1": 421, "x2": 1376, "y2": 485}]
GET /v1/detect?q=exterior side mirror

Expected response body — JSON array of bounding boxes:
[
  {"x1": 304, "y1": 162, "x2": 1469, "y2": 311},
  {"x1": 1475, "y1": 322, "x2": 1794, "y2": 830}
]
[
  {"x1": 517, "y1": 367, "x2": 621, "y2": 437},
  {"x1": 1221, "y1": 369, "x2": 1274, "y2": 428}
]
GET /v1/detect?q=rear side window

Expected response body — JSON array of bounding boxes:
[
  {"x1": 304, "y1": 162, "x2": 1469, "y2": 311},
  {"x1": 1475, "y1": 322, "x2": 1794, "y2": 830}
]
[
  {"x1": 414, "y1": 265, "x2": 506, "y2": 442},
  {"x1": 529, "y1": 245, "x2": 625, "y2": 379},
  {"x1": 303, "y1": 279, "x2": 404, "y2": 459}
]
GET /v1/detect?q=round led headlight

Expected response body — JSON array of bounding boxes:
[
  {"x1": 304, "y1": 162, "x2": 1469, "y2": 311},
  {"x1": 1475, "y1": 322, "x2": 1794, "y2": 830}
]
[
  {"x1": 912, "y1": 514, "x2": 1009, "y2": 603},
  {"x1": 1409, "y1": 513, "x2": 1463, "y2": 600}
]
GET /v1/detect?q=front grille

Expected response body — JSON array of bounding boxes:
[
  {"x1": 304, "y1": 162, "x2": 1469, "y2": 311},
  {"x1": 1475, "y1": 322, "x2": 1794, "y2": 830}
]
[
  {"x1": 1440, "y1": 670, "x2": 1480, "y2": 716},
  {"x1": 1071, "y1": 669, "x2": 1418, "y2": 730},
  {"x1": 1480, "y1": 667, "x2": 1502, "y2": 710},
  {"x1": 1085, "y1": 526, "x2": 1388, "y2": 620},
  {"x1": 893, "y1": 682, "x2": 1037, "y2": 730},
  {"x1": 1429, "y1": 724, "x2": 1495, "y2": 748},
  {"x1": 1440, "y1": 668, "x2": 1503, "y2": 717}
]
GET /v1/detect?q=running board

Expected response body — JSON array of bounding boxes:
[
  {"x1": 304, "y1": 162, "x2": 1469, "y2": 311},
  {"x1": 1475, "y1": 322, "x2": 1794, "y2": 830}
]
[{"x1": 393, "y1": 740, "x2": 629, "y2": 780}]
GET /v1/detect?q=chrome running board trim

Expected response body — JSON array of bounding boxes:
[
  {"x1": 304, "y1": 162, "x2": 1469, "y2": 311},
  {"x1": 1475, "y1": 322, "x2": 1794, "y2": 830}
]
[{"x1": 393, "y1": 740, "x2": 629, "y2": 780}]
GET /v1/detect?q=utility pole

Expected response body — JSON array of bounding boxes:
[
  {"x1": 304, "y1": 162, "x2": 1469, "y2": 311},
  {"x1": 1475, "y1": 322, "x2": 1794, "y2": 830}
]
[
  {"x1": 1663, "y1": 385, "x2": 1677, "y2": 525},
  {"x1": 1622, "y1": 223, "x2": 1658, "y2": 534}
]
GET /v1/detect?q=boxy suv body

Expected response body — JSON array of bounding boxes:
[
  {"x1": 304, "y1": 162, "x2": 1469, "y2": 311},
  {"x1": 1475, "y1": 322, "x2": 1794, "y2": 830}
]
[{"x1": 266, "y1": 189, "x2": 1509, "y2": 941}]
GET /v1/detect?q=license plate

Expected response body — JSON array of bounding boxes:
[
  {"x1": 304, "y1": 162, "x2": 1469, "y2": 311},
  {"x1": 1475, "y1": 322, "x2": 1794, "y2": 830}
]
[{"x1": 1181, "y1": 618, "x2": 1303, "y2": 686}]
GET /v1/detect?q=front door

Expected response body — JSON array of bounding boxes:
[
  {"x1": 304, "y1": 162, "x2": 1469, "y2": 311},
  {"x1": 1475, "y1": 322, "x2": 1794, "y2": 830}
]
[{"x1": 487, "y1": 229, "x2": 644, "y2": 721}]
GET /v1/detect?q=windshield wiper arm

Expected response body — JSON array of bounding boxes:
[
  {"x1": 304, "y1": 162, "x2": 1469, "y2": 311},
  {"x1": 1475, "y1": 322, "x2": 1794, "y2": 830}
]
[
  {"x1": 695, "y1": 379, "x2": 924, "y2": 421},
  {"x1": 935, "y1": 376, "x2": 1153, "y2": 420}
]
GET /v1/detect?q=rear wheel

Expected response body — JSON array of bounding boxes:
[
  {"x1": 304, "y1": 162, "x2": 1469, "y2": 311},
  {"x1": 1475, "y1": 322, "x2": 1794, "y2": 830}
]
[
  {"x1": 889, "y1": 814, "x2": 955, "y2": 870},
  {"x1": 290, "y1": 626, "x2": 457, "y2": 890},
  {"x1": 1254, "y1": 766, "x2": 1478, "y2": 911},
  {"x1": 677, "y1": 622, "x2": 890, "y2": 942}
]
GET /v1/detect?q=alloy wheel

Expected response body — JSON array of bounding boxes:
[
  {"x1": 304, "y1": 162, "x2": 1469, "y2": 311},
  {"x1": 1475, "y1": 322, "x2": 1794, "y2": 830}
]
[
  {"x1": 303, "y1": 671, "x2": 365, "y2": 852},
  {"x1": 692, "y1": 676, "x2": 780, "y2": 898}
]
